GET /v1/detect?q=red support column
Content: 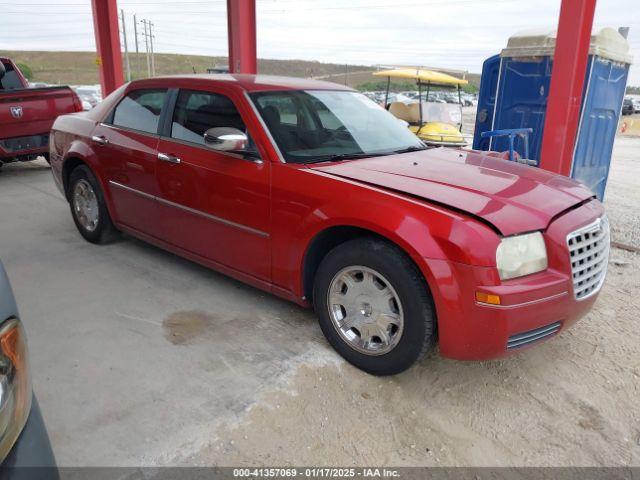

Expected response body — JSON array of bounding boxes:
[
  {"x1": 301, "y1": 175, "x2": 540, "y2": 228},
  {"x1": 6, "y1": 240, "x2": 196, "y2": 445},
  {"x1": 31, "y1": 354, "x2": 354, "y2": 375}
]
[
  {"x1": 539, "y1": 0, "x2": 596, "y2": 176},
  {"x1": 91, "y1": 0, "x2": 124, "y2": 96},
  {"x1": 227, "y1": 0, "x2": 257, "y2": 74}
]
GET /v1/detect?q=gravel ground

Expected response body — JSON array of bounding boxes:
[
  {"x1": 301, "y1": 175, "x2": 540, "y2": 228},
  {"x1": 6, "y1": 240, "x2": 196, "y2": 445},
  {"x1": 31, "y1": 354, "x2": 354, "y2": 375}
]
[
  {"x1": 181, "y1": 135, "x2": 640, "y2": 467},
  {"x1": 603, "y1": 136, "x2": 640, "y2": 249}
]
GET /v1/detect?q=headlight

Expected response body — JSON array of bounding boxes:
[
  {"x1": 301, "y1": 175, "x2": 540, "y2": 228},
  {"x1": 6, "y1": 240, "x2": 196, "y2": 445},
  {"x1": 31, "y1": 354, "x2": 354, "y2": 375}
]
[
  {"x1": 0, "y1": 319, "x2": 31, "y2": 460},
  {"x1": 496, "y1": 231, "x2": 548, "y2": 280}
]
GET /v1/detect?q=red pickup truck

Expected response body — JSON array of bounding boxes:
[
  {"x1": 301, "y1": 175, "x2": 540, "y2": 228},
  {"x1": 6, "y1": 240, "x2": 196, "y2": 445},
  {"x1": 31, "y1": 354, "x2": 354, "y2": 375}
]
[
  {"x1": 0, "y1": 57, "x2": 82, "y2": 167},
  {"x1": 49, "y1": 75, "x2": 609, "y2": 375}
]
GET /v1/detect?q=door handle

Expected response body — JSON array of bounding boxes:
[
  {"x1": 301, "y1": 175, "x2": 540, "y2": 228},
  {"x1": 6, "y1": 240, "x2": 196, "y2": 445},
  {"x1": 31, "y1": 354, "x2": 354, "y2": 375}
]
[
  {"x1": 91, "y1": 135, "x2": 108, "y2": 146},
  {"x1": 157, "y1": 153, "x2": 181, "y2": 164}
]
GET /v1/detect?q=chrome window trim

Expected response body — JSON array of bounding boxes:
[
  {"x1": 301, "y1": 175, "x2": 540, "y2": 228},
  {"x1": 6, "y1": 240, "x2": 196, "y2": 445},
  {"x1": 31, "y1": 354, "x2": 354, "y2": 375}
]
[
  {"x1": 108, "y1": 180, "x2": 269, "y2": 238},
  {"x1": 242, "y1": 90, "x2": 286, "y2": 163},
  {"x1": 158, "y1": 135, "x2": 263, "y2": 164},
  {"x1": 99, "y1": 122, "x2": 160, "y2": 140}
]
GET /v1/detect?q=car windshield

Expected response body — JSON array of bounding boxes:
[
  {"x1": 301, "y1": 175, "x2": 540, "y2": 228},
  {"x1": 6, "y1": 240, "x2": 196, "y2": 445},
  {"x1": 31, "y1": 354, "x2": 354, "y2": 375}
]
[{"x1": 250, "y1": 90, "x2": 425, "y2": 163}]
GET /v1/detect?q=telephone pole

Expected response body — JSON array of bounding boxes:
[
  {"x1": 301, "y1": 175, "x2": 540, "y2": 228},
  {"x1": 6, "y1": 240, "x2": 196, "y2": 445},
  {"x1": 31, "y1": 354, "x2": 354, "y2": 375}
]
[
  {"x1": 149, "y1": 21, "x2": 156, "y2": 77},
  {"x1": 133, "y1": 14, "x2": 140, "y2": 79},
  {"x1": 120, "y1": 9, "x2": 131, "y2": 82},
  {"x1": 142, "y1": 18, "x2": 151, "y2": 77}
]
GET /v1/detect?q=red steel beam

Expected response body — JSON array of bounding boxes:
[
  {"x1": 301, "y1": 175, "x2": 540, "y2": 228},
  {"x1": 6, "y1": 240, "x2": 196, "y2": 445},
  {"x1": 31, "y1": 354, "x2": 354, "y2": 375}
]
[
  {"x1": 227, "y1": 0, "x2": 257, "y2": 74},
  {"x1": 91, "y1": 0, "x2": 124, "y2": 96},
  {"x1": 539, "y1": 0, "x2": 596, "y2": 176}
]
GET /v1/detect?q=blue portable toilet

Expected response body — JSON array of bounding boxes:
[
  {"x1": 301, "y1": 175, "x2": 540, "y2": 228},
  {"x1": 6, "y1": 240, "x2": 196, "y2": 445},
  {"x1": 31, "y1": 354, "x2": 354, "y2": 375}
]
[{"x1": 473, "y1": 28, "x2": 633, "y2": 200}]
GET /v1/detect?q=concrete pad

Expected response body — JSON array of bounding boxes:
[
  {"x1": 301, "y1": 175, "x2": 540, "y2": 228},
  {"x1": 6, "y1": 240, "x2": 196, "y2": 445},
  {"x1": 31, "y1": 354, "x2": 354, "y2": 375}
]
[{"x1": 0, "y1": 159, "x2": 333, "y2": 466}]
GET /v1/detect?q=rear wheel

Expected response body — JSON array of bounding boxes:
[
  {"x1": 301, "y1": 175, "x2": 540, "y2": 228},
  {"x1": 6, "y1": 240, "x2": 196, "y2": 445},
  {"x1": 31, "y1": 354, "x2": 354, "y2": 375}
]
[
  {"x1": 68, "y1": 165, "x2": 118, "y2": 244},
  {"x1": 313, "y1": 237, "x2": 435, "y2": 375}
]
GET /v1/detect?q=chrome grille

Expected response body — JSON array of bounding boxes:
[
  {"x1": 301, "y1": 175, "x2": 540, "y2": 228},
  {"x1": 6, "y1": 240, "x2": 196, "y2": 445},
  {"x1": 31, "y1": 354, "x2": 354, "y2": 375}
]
[{"x1": 567, "y1": 215, "x2": 610, "y2": 300}]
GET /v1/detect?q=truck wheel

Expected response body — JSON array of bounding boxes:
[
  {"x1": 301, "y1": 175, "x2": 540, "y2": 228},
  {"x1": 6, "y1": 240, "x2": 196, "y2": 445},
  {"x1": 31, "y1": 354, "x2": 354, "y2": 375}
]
[
  {"x1": 313, "y1": 237, "x2": 435, "y2": 375},
  {"x1": 68, "y1": 165, "x2": 118, "y2": 244}
]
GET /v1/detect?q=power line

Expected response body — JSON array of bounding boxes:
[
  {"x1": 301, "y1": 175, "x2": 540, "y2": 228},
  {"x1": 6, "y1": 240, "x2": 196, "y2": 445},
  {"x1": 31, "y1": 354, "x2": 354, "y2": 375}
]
[{"x1": 2, "y1": 0, "x2": 518, "y2": 14}]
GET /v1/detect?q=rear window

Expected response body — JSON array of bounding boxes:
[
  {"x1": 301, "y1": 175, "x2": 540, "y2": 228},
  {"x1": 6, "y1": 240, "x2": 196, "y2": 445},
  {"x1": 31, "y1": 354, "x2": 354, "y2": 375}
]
[
  {"x1": 112, "y1": 89, "x2": 167, "y2": 134},
  {"x1": 0, "y1": 62, "x2": 25, "y2": 90}
]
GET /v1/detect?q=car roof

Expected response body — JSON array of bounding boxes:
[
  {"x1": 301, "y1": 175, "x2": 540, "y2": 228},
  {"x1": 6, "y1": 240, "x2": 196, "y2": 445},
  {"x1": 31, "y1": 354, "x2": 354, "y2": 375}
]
[{"x1": 129, "y1": 74, "x2": 354, "y2": 93}]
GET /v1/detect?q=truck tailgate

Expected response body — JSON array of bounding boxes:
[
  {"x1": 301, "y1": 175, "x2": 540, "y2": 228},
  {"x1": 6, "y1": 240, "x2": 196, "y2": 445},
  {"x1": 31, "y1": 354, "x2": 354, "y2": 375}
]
[
  {"x1": 0, "y1": 86, "x2": 81, "y2": 158},
  {"x1": 0, "y1": 86, "x2": 80, "y2": 138}
]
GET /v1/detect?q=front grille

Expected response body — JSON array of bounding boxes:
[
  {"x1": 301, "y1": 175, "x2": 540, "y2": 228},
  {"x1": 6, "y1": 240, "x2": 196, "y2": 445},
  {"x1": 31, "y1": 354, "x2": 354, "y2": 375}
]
[
  {"x1": 567, "y1": 215, "x2": 610, "y2": 300},
  {"x1": 507, "y1": 321, "x2": 561, "y2": 350}
]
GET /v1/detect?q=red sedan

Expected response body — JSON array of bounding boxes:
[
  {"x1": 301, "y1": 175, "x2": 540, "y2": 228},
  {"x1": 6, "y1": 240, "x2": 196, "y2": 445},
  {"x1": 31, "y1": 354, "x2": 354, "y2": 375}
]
[{"x1": 49, "y1": 75, "x2": 609, "y2": 375}]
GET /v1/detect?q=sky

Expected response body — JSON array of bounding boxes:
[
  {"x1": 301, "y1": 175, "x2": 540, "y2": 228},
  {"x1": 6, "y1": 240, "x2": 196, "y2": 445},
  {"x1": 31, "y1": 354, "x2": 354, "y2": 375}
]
[{"x1": 2, "y1": 0, "x2": 639, "y2": 85}]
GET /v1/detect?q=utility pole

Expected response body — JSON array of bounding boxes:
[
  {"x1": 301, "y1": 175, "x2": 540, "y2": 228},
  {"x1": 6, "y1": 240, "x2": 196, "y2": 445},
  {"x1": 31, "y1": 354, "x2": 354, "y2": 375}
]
[
  {"x1": 142, "y1": 18, "x2": 151, "y2": 77},
  {"x1": 149, "y1": 21, "x2": 156, "y2": 77},
  {"x1": 120, "y1": 9, "x2": 131, "y2": 82},
  {"x1": 133, "y1": 14, "x2": 140, "y2": 79}
]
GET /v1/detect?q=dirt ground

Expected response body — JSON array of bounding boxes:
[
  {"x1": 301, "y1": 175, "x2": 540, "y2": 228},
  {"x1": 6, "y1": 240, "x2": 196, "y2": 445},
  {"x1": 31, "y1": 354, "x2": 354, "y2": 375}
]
[
  {"x1": 0, "y1": 134, "x2": 637, "y2": 468},
  {"x1": 185, "y1": 136, "x2": 640, "y2": 467}
]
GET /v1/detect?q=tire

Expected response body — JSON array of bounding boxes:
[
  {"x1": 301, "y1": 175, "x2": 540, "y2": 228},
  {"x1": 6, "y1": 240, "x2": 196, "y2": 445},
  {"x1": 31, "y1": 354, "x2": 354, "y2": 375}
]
[
  {"x1": 68, "y1": 165, "x2": 118, "y2": 244},
  {"x1": 313, "y1": 237, "x2": 435, "y2": 376}
]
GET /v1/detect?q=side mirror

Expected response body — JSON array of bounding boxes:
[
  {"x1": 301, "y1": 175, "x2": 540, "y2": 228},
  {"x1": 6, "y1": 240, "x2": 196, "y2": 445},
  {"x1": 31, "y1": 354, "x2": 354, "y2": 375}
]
[
  {"x1": 203, "y1": 127, "x2": 248, "y2": 152},
  {"x1": 0, "y1": 62, "x2": 5, "y2": 80}
]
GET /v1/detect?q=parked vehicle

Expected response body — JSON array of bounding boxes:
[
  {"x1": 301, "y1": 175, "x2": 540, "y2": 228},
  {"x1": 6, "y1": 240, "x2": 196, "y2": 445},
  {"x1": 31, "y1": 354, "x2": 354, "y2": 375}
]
[
  {"x1": 385, "y1": 92, "x2": 413, "y2": 104},
  {"x1": 622, "y1": 97, "x2": 634, "y2": 115},
  {"x1": 73, "y1": 86, "x2": 103, "y2": 109},
  {"x1": 374, "y1": 68, "x2": 468, "y2": 147},
  {"x1": 28, "y1": 82, "x2": 50, "y2": 89},
  {"x1": 632, "y1": 97, "x2": 640, "y2": 113},
  {"x1": 50, "y1": 75, "x2": 609, "y2": 375},
  {"x1": 74, "y1": 85, "x2": 102, "y2": 103},
  {"x1": 72, "y1": 88, "x2": 98, "y2": 111},
  {"x1": 0, "y1": 261, "x2": 57, "y2": 472},
  {"x1": 0, "y1": 57, "x2": 83, "y2": 166}
]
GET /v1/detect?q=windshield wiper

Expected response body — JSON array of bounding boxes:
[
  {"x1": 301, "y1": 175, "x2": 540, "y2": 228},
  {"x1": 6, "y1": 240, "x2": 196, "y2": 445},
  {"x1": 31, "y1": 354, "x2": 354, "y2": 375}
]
[
  {"x1": 306, "y1": 151, "x2": 391, "y2": 164},
  {"x1": 393, "y1": 145, "x2": 428, "y2": 154}
]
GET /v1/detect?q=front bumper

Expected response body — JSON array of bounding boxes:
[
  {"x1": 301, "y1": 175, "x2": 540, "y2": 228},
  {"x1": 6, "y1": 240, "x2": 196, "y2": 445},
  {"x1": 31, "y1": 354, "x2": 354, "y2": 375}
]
[
  {"x1": 2, "y1": 395, "x2": 57, "y2": 474},
  {"x1": 425, "y1": 199, "x2": 606, "y2": 360}
]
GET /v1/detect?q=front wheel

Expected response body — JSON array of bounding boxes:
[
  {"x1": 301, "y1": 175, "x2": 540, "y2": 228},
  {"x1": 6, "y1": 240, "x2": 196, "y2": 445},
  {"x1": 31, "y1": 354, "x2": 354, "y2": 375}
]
[
  {"x1": 313, "y1": 238, "x2": 435, "y2": 375},
  {"x1": 68, "y1": 165, "x2": 118, "y2": 244}
]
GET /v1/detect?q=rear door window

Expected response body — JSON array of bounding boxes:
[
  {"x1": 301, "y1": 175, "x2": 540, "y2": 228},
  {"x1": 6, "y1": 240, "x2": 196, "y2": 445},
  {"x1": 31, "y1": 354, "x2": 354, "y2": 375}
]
[{"x1": 112, "y1": 89, "x2": 167, "y2": 134}]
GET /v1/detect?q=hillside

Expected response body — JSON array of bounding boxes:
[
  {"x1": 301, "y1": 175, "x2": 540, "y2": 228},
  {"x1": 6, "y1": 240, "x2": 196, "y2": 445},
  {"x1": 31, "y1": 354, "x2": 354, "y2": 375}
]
[
  {"x1": 0, "y1": 50, "x2": 373, "y2": 86},
  {"x1": 1, "y1": 50, "x2": 480, "y2": 91}
]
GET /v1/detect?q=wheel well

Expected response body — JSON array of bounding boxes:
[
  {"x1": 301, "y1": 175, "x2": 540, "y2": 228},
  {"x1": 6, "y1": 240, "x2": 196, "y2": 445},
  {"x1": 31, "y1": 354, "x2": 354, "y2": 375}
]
[
  {"x1": 61, "y1": 157, "x2": 86, "y2": 200},
  {"x1": 302, "y1": 226, "x2": 429, "y2": 303}
]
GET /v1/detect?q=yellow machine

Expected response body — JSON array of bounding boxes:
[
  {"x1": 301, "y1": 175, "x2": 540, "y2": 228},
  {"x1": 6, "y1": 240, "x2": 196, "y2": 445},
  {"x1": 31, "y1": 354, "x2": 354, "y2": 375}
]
[{"x1": 373, "y1": 68, "x2": 468, "y2": 147}]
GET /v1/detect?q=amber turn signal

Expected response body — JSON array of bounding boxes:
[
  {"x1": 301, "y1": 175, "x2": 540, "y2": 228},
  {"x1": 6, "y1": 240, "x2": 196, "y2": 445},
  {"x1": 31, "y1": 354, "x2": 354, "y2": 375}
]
[
  {"x1": 475, "y1": 291, "x2": 501, "y2": 305},
  {"x1": 0, "y1": 319, "x2": 32, "y2": 461}
]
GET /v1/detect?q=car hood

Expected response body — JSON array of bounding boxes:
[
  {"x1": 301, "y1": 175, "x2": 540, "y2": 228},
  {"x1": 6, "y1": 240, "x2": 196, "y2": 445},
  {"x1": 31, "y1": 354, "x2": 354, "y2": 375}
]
[{"x1": 310, "y1": 148, "x2": 594, "y2": 236}]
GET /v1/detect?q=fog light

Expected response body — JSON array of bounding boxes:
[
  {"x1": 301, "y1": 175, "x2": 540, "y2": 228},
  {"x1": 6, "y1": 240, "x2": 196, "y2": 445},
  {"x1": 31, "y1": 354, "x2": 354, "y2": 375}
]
[{"x1": 476, "y1": 291, "x2": 501, "y2": 305}]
